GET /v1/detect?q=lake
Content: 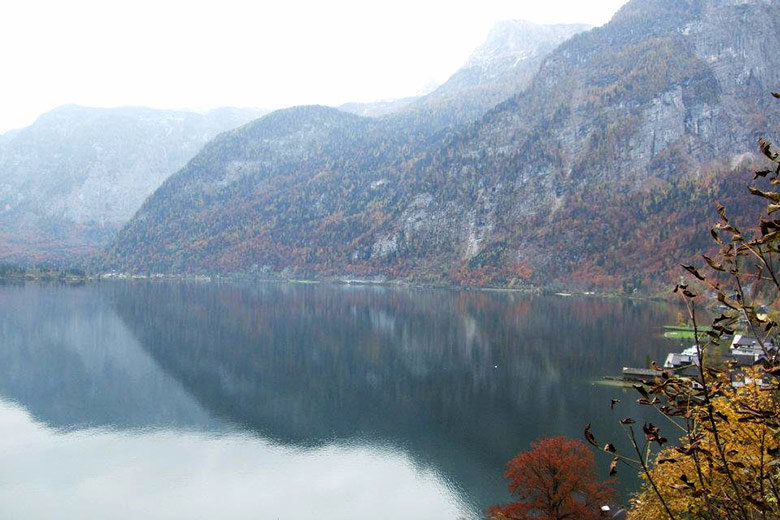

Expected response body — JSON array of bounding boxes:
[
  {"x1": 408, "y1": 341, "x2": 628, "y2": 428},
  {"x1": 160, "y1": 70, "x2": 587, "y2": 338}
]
[{"x1": 0, "y1": 281, "x2": 680, "y2": 519}]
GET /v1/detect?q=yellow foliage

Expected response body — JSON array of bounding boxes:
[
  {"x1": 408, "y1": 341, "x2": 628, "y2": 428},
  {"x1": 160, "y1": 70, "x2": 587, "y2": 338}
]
[{"x1": 629, "y1": 370, "x2": 780, "y2": 520}]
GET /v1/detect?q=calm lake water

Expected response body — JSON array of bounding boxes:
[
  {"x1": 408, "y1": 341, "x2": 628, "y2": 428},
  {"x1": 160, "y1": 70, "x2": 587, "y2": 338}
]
[{"x1": 0, "y1": 281, "x2": 681, "y2": 519}]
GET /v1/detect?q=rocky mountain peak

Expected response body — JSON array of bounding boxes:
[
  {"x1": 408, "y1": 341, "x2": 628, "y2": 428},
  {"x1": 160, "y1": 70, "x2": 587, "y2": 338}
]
[
  {"x1": 464, "y1": 19, "x2": 592, "y2": 71},
  {"x1": 435, "y1": 19, "x2": 591, "y2": 97}
]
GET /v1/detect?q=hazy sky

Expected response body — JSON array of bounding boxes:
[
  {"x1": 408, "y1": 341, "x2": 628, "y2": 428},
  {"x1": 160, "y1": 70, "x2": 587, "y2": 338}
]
[{"x1": 0, "y1": 0, "x2": 628, "y2": 134}]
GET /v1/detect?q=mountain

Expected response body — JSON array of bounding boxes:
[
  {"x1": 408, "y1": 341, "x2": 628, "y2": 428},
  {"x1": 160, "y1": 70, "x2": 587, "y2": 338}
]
[
  {"x1": 103, "y1": 21, "x2": 594, "y2": 276},
  {"x1": 397, "y1": 0, "x2": 780, "y2": 288},
  {"x1": 340, "y1": 20, "x2": 591, "y2": 132},
  {"x1": 103, "y1": 105, "x2": 421, "y2": 274},
  {"x1": 398, "y1": 20, "x2": 591, "y2": 130},
  {"x1": 105, "y1": 0, "x2": 780, "y2": 291},
  {"x1": 0, "y1": 105, "x2": 265, "y2": 263}
]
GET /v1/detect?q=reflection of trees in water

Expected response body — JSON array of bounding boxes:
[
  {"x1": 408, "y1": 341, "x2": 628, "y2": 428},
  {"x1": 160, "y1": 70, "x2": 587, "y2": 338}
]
[{"x1": 106, "y1": 281, "x2": 676, "y2": 509}]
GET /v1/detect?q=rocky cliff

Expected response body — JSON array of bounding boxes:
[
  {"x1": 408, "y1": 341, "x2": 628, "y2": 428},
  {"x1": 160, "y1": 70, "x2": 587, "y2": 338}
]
[{"x1": 358, "y1": 0, "x2": 780, "y2": 287}]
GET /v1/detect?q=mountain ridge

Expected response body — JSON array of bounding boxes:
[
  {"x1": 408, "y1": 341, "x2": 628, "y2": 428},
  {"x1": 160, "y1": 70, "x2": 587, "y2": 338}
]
[{"x1": 103, "y1": 0, "x2": 780, "y2": 290}]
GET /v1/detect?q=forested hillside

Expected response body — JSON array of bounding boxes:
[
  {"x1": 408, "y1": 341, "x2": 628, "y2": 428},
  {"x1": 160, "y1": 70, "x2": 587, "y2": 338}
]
[
  {"x1": 104, "y1": 106, "x2": 419, "y2": 274},
  {"x1": 104, "y1": 0, "x2": 780, "y2": 291}
]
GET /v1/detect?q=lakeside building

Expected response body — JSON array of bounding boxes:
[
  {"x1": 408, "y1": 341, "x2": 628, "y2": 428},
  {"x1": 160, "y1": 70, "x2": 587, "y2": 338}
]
[
  {"x1": 663, "y1": 334, "x2": 776, "y2": 370},
  {"x1": 663, "y1": 345, "x2": 700, "y2": 371},
  {"x1": 622, "y1": 334, "x2": 776, "y2": 385},
  {"x1": 727, "y1": 334, "x2": 776, "y2": 366}
]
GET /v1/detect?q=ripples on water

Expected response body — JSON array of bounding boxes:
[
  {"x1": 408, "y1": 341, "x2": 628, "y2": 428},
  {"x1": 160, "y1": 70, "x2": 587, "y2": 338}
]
[{"x1": 0, "y1": 281, "x2": 679, "y2": 519}]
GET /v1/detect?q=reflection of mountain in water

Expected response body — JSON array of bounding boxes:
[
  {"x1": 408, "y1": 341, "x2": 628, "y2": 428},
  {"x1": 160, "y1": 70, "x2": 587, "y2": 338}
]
[
  {"x1": 105, "y1": 281, "x2": 676, "y2": 508},
  {"x1": 0, "y1": 284, "x2": 216, "y2": 430}
]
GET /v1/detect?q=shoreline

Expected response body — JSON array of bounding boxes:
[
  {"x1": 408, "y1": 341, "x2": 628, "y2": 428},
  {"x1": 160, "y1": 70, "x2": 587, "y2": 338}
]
[{"x1": 0, "y1": 269, "x2": 675, "y2": 302}]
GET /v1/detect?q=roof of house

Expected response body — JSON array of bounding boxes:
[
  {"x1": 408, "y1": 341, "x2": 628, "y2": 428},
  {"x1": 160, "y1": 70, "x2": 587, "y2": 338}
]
[
  {"x1": 731, "y1": 334, "x2": 776, "y2": 350},
  {"x1": 732, "y1": 334, "x2": 757, "y2": 347},
  {"x1": 729, "y1": 347, "x2": 768, "y2": 366},
  {"x1": 664, "y1": 350, "x2": 699, "y2": 368}
]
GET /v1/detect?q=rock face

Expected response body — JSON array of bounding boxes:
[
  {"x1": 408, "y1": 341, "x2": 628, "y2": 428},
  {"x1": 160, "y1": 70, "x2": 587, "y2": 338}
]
[
  {"x1": 0, "y1": 105, "x2": 264, "y2": 262},
  {"x1": 106, "y1": 0, "x2": 780, "y2": 289},
  {"x1": 397, "y1": 0, "x2": 780, "y2": 286},
  {"x1": 455, "y1": 0, "x2": 779, "y2": 182}
]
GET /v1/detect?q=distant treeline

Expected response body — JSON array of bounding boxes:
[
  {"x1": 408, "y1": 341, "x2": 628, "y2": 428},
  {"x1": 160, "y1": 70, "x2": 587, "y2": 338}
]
[{"x1": 0, "y1": 262, "x2": 88, "y2": 282}]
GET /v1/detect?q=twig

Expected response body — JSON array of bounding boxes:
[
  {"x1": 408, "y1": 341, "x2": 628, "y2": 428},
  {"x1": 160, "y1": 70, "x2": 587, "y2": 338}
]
[
  {"x1": 627, "y1": 425, "x2": 677, "y2": 520},
  {"x1": 686, "y1": 296, "x2": 750, "y2": 520}
]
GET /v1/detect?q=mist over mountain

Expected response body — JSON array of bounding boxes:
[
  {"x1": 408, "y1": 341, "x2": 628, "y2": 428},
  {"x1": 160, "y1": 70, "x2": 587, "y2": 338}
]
[
  {"x1": 0, "y1": 105, "x2": 264, "y2": 263},
  {"x1": 100, "y1": 0, "x2": 780, "y2": 289},
  {"x1": 338, "y1": 96, "x2": 422, "y2": 118},
  {"x1": 399, "y1": 20, "x2": 592, "y2": 130},
  {"x1": 341, "y1": 20, "x2": 591, "y2": 132}
]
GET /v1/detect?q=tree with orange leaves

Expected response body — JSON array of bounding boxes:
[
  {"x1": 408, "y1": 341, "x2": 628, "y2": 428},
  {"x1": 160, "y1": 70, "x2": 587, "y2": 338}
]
[{"x1": 488, "y1": 436, "x2": 615, "y2": 520}]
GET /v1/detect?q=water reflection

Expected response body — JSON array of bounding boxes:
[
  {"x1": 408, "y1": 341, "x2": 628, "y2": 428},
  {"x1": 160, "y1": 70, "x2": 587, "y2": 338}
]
[
  {"x1": 0, "y1": 282, "x2": 678, "y2": 517},
  {"x1": 0, "y1": 401, "x2": 470, "y2": 520},
  {"x1": 0, "y1": 284, "x2": 215, "y2": 430}
]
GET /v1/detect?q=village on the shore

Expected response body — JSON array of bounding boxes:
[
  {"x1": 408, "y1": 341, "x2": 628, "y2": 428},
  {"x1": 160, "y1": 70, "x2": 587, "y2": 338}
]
[{"x1": 621, "y1": 332, "x2": 777, "y2": 387}]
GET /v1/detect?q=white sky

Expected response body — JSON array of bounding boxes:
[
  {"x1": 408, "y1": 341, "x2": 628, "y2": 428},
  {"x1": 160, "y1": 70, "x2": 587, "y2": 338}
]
[{"x1": 0, "y1": 0, "x2": 628, "y2": 134}]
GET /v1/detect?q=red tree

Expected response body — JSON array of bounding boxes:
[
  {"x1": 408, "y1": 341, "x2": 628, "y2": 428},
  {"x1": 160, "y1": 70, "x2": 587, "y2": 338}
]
[{"x1": 488, "y1": 436, "x2": 614, "y2": 520}]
